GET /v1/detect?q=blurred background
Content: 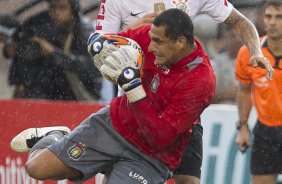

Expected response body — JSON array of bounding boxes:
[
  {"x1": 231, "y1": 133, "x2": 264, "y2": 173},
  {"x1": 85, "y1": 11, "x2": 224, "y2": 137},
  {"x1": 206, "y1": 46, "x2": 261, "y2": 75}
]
[
  {"x1": 0, "y1": 0, "x2": 266, "y2": 101},
  {"x1": 0, "y1": 0, "x2": 101, "y2": 99}
]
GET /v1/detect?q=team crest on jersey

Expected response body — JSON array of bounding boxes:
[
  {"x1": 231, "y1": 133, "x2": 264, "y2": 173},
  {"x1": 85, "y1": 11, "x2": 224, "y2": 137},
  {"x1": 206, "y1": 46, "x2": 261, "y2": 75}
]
[
  {"x1": 67, "y1": 143, "x2": 85, "y2": 160},
  {"x1": 171, "y1": 0, "x2": 189, "y2": 14},
  {"x1": 150, "y1": 74, "x2": 160, "y2": 93}
]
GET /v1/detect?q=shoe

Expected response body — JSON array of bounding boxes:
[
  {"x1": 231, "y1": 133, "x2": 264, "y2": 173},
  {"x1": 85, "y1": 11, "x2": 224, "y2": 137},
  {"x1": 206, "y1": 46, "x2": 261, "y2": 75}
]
[{"x1": 10, "y1": 126, "x2": 71, "y2": 153}]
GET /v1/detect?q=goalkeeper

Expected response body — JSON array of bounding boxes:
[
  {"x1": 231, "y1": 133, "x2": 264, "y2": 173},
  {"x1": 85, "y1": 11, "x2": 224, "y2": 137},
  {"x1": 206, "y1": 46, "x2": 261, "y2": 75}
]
[{"x1": 10, "y1": 9, "x2": 215, "y2": 184}]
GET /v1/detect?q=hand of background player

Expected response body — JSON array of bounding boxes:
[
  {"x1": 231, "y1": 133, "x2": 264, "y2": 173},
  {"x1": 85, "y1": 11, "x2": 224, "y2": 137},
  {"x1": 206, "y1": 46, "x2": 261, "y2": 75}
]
[
  {"x1": 31, "y1": 36, "x2": 54, "y2": 55},
  {"x1": 250, "y1": 55, "x2": 274, "y2": 80},
  {"x1": 101, "y1": 47, "x2": 146, "y2": 103},
  {"x1": 124, "y1": 13, "x2": 156, "y2": 31},
  {"x1": 235, "y1": 126, "x2": 251, "y2": 153}
]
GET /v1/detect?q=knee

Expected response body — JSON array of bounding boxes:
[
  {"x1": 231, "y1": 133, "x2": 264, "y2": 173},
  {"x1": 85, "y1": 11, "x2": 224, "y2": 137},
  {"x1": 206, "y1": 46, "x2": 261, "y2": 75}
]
[
  {"x1": 25, "y1": 150, "x2": 50, "y2": 180},
  {"x1": 26, "y1": 159, "x2": 46, "y2": 180},
  {"x1": 26, "y1": 149, "x2": 81, "y2": 180}
]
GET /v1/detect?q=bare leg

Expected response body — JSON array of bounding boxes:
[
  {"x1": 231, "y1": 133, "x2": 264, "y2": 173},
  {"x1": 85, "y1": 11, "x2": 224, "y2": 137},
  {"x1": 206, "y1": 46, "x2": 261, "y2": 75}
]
[
  {"x1": 11, "y1": 126, "x2": 81, "y2": 181},
  {"x1": 26, "y1": 148, "x2": 81, "y2": 180},
  {"x1": 174, "y1": 175, "x2": 200, "y2": 184},
  {"x1": 252, "y1": 174, "x2": 277, "y2": 184}
]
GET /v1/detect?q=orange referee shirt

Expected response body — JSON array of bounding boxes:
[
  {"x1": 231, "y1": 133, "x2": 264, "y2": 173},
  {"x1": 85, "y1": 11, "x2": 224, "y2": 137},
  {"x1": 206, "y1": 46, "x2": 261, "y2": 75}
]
[{"x1": 235, "y1": 36, "x2": 282, "y2": 127}]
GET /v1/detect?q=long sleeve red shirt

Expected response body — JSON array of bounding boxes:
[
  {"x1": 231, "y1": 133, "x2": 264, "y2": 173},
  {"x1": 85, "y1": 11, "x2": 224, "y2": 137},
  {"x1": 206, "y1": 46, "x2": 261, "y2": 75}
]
[{"x1": 110, "y1": 25, "x2": 215, "y2": 170}]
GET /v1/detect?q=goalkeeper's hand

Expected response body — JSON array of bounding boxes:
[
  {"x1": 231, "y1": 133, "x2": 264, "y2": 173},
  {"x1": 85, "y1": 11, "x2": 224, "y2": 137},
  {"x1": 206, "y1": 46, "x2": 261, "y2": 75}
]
[
  {"x1": 87, "y1": 32, "x2": 119, "y2": 82},
  {"x1": 101, "y1": 47, "x2": 146, "y2": 103}
]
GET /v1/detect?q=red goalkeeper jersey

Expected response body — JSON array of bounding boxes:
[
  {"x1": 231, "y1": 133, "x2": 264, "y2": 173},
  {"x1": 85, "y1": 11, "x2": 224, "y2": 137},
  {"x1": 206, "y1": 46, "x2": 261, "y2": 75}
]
[{"x1": 110, "y1": 25, "x2": 215, "y2": 170}]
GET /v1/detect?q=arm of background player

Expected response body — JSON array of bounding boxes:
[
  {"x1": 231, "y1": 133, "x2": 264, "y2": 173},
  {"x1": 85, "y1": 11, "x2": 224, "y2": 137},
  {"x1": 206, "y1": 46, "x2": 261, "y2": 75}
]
[
  {"x1": 235, "y1": 82, "x2": 252, "y2": 150},
  {"x1": 224, "y1": 8, "x2": 273, "y2": 80},
  {"x1": 123, "y1": 13, "x2": 156, "y2": 31},
  {"x1": 234, "y1": 46, "x2": 253, "y2": 128},
  {"x1": 237, "y1": 82, "x2": 252, "y2": 128},
  {"x1": 201, "y1": 0, "x2": 273, "y2": 79},
  {"x1": 224, "y1": 8, "x2": 260, "y2": 60},
  {"x1": 234, "y1": 46, "x2": 253, "y2": 150}
]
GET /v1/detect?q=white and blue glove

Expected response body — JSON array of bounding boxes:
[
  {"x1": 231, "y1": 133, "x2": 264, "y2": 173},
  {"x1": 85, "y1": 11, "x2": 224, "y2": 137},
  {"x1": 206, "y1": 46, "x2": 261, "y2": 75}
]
[
  {"x1": 87, "y1": 32, "x2": 119, "y2": 82},
  {"x1": 87, "y1": 32, "x2": 146, "y2": 103},
  {"x1": 101, "y1": 47, "x2": 146, "y2": 103}
]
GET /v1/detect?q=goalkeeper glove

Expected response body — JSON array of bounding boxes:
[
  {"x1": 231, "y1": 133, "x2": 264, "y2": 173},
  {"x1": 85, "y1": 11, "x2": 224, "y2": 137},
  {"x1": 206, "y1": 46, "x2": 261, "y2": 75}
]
[
  {"x1": 101, "y1": 47, "x2": 146, "y2": 103},
  {"x1": 87, "y1": 32, "x2": 120, "y2": 82}
]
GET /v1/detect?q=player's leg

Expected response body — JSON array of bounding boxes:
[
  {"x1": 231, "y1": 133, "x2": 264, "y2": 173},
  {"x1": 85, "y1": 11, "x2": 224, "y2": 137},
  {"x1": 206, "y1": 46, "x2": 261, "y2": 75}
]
[
  {"x1": 173, "y1": 123, "x2": 203, "y2": 184},
  {"x1": 26, "y1": 148, "x2": 81, "y2": 180},
  {"x1": 174, "y1": 175, "x2": 200, "y2": 184},
  {"x1": 10, "y1": 106, "x2": 123, "y2": 182},
  {"x1": 251, "y1": 122, "x2": 282, "y2": 184},
  {"x1": 252, "y1": 174, "x2": 278, "y2": 184},
  {"x1": 11, "y1": 126, "x2": 81, "y2": 180}
]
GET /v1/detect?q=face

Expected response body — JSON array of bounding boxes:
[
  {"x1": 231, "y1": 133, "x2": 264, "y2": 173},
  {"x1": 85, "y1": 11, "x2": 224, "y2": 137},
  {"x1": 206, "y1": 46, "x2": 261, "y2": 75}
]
[
  {"x1": 49, "y1": 0, "x2": 74, "y2": 24},
  {"x1": 264, "y1": 5, "x2": 282, "y2": 40},
  {"x1": 148, "y1": 25, "x2": 182, "y2": 67}
]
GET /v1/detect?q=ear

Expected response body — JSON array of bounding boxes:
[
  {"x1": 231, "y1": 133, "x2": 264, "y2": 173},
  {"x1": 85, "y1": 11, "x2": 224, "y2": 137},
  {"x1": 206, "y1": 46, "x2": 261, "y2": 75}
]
[{"x1": 176, "y1": 36, "x2": 187, "y2": 50}]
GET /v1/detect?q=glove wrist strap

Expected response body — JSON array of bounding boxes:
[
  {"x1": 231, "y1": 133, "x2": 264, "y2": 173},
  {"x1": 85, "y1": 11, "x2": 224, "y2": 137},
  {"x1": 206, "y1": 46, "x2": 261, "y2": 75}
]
[{"x1": 126, "y1": 85, "x2": 146, "y2": 103}]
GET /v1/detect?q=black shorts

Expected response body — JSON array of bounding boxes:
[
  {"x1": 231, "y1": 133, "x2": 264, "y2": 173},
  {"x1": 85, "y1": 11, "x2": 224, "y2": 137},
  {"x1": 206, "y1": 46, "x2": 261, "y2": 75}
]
[
  {"x1": 173, "y1": 123, "x2": 203, "y2": 178},
  {"x1": 251, "y1": 121, "x2": 282, "y2": 175}
]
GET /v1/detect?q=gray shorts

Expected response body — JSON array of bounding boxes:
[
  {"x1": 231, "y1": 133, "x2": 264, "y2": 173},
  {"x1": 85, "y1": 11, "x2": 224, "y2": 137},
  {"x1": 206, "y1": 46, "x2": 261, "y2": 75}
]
[{"x1": 48, "y1": 106, "x2": 171, "y2": 183}]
